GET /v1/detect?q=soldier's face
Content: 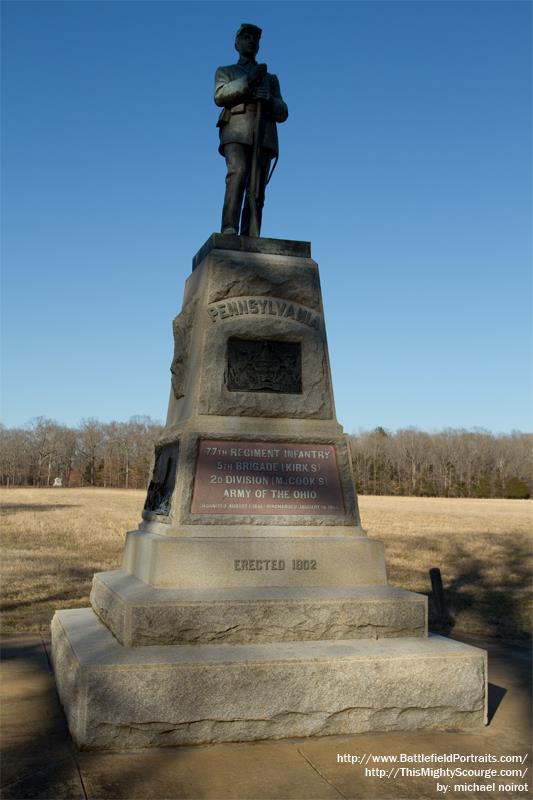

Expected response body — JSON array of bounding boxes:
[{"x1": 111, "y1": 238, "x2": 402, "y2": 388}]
[{"x1": 236, "y1": 31, "x2": 260, "y2": 58}]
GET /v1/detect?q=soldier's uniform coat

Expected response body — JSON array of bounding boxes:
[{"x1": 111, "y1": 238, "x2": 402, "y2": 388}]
[{"x1": 214, "y1": 60, "x2": 288, "y2": 156}]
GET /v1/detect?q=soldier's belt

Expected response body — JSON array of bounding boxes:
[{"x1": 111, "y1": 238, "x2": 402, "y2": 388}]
[{"x1": 228, "y1": 102, "x2": 263, "y2": 115}]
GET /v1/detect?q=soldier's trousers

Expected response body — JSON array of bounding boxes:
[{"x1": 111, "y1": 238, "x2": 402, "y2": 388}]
[{"x1": 221, "y1": 143, "x2": 272, "y2": 236}]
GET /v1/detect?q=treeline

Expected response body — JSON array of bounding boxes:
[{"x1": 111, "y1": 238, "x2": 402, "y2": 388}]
[
  {"x1": 348, "y1": 428, "x2": 532, "y2": 499},
  {"x1": 0, "y1": 417, "x2": 164, "y2": 489},
  {"x1": 1, "y1": 419, "x2": 531, "y2": 498}
]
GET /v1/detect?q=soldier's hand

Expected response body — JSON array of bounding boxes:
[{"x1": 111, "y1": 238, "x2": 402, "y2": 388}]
[
  {"x1": 248, "y1": 63, "x2": 267, "y2": 86},
  {"x1": 253, "y1": 79, "x2": 271, "y2": 102}
]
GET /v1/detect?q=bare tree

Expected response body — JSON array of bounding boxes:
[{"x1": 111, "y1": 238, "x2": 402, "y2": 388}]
[
  {"x1": 77, "y1": 419, "x2": 105, "y2": 486},
  {"x1": 349, "y1": 428, "x2": 532, "y2": 498},
  {"x1": 3, "y1": 417, "x2": 528, "y2": 498}
]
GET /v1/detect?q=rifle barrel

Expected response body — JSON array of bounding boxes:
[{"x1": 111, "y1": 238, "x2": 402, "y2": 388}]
[{"x1": 249, "y1": 99, "x2": 263, "y2": 237}]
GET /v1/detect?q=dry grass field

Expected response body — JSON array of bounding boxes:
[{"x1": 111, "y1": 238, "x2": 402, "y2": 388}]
[
  {"x1": 359, "y1": 495, "x2": 532, "y2": 638},
  {"x1": 1, "y1": 488, "x2": 531, "y2": 638}
]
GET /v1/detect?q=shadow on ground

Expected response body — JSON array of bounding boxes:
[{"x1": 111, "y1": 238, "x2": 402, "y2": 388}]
[
  {"x1": 487, "y1": 683, "x2": 507, "y2": 724},
  {"x1": 1, "y1": 636, "x2": 85, "y2": 799},
  {"x1": 386, "y1": 534, "x2": 532, "y2": 640},
  {"x1": 0, "y1": 504, "x2": 81, "y2": 514},
  {"x1": 1, "y1": 632, "x2": 531, "y2": 800}
]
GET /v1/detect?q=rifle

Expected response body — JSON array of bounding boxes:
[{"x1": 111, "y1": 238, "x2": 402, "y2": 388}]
[{"x1": 248, "y1": 96, "x2": 263, "y2": 237}]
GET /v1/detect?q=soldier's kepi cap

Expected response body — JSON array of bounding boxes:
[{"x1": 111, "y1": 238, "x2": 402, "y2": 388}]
[{"x1": 236, "y1": 23, "x2": 262, "y2": 39}]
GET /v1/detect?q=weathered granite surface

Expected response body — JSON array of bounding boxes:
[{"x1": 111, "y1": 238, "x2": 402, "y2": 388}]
[
  {"x1": 90, "y1": 571, "x2": 427, "y2": 646},
  {"x1": 52, "y1": 608, "x2": 487, "y2": 750},
  {"x1": 167, "y1": 242, "x2": 334, "y2": 427},
  {"x1": 192, "y1": 234, "x2": 311, "y2": 270},
  {"x1": 144, "y1": 237, "x2": 364, "y2": 531},
  {"x1": 121, "y1": 532, "x2": 386, "y2": 588},
  {"x1": 170, "y1": 299, "x2": 197, "y2": 400},
  {"x1": 205, "y1": 251, "x2": 320, "y2": 310},
  {"x1": 51, "y1": 236, "x2": 488, "y2": 751}
]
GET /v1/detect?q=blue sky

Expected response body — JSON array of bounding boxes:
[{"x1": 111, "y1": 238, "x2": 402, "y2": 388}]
[{"x1": 2, "y1": 1, "x2": 531, "y2": 434}]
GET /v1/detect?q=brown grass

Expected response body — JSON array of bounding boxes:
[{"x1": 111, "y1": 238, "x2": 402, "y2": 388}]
[
  {"x1": 1, "y1": 488, "x2": 139, "y2": 632},
  {"x1": 1, "y1": 489, "x2": 531, "y2": 637},
  {"x1": 359, "y1": 495, "x2": 532, "y2": 638}
]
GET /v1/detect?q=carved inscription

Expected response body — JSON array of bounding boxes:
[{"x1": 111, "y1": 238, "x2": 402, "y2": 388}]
[
  {"x1": 144, "y1": 442, "x2": 179, "y2": 516},
  {"x1": 190, "y1": 439, "x2": 345, "y2": 515},
  {"x1": 234, "y1": 559, "x2": 318, "y2": 571},
  {"x1": 234, "y1": 560, "x2": 286, "y2": 571},
  {"x1": 226, "y1": 338, "x2": 301, "y2": 394},
  {"x1": 208, "y1": 296, "x2": 321, "y2": 330}
]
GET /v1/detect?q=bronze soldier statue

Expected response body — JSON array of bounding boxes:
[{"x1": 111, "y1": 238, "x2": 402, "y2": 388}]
[{"x1": 215, "y1": 24, "x2": 288, "y2": 237}]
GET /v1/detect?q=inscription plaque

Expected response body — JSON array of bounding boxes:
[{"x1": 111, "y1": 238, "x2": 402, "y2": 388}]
[
  {"x1": 226, "y1": 338, "x2": 301, "y2": 394},
  {"x1": 191, "y1": 439, "x2": 345, "y2": 515}
]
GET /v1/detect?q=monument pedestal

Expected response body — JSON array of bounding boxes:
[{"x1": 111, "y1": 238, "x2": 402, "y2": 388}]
[
  {"x1": 52, "y1": 608, "x2": 485, "y2": 750},
  {"x1": 52, "y1": 235, "x2": 487, "y2": 749}
]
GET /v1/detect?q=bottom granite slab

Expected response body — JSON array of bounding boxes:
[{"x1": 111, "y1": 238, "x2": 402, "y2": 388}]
[{"x1": 51, "y1": 608, "x2": 487, "y2": 750}]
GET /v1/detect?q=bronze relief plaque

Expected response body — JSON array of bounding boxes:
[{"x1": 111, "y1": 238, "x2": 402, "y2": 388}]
[
  {"x1": 191, "y1": 439, "x2": 345, "y2": 515},
  {"x1": 144, "y1": 441, "x2": 179, "y2": 516},
  {"x1": 226, "y1": 338, "x2": 302, "y2": 394}
]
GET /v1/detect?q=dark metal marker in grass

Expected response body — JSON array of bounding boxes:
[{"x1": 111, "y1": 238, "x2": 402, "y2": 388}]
[{"x1": 429, "y1": 567, "x2": 454, "y2": 629}]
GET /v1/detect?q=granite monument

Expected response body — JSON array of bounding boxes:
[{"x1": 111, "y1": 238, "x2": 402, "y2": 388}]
[{"x1": 51, "y1": 25, "x2": 487, "y2": 750}]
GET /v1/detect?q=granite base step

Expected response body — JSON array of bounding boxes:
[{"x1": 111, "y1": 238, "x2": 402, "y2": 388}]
[
  {"x1": 51, "y1": 608, "x2": 487, "y2": 750},
  {"x1": 90, "y1": 570, "x2": 427, "y2": 646}
]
